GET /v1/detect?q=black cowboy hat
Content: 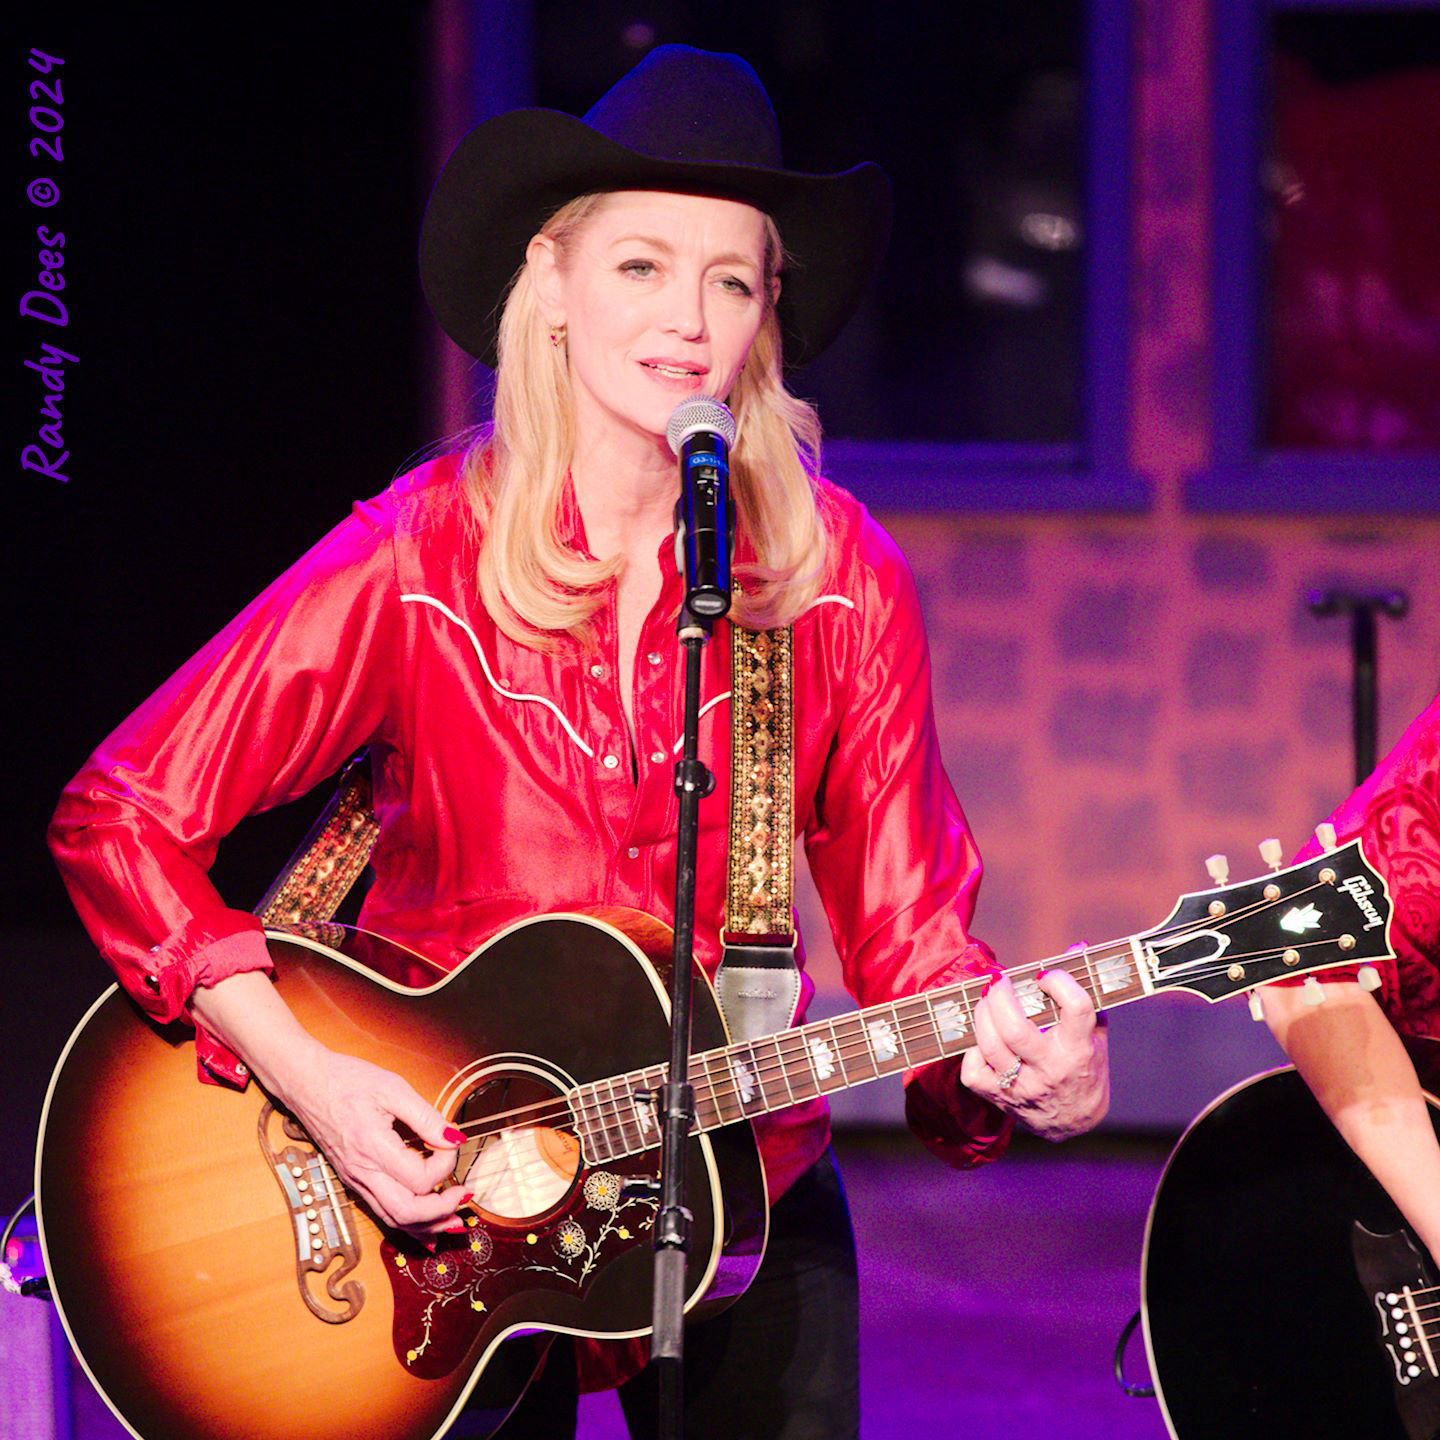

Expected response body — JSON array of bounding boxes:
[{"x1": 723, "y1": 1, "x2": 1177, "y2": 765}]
[{"x1": 419, "y1": 44, "x2": 892, "y2": 370}]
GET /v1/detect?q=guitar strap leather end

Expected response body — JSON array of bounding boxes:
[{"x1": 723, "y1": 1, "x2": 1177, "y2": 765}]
[{"x1": 715, "y1": 942, "x2": 802, "y2": 1041}]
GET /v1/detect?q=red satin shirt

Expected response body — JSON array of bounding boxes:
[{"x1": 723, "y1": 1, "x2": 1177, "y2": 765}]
[{"x1": 48, "y1": 452, "x2": 1011, "y2": 1204}]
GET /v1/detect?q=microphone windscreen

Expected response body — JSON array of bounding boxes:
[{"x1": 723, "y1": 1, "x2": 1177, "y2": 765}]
[{"x1": 666, "y1": 396, "x2": 737, "y2": 457}]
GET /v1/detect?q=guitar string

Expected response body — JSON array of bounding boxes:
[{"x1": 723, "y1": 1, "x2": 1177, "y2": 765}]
[
  {"x1": 312, "y1": 926, "x2": 1367, "y2": 1216},
  {"x1": 311, "y1": 871, "x2": 1357, "y2": 1157},
  {"x1": 304, "y1": 880, "x2": 1379, "y2": 1213},
  {"x1": 317, "y1": 860, "x2": 1344, "y2": 1146},
  {"x1": 397, "y1": 930, "x2": 1373, "y2": 1169},
  {"x1": 1384, "y1": 1298, "x2": 1440, "y2": 1366},
  {"x1": 1346, "y1": 1283, "x2": 1439, "y2": 1309},
  {"x1": 440, "y1": 931, "x2": 1372, "y2": 1149},
  {"x1": 1399, "y1": 1313, "x2": 1440, "y2": 1352},
  {"x1": 435, "y1": 870, "x2": 1363, "y2": 1146}
]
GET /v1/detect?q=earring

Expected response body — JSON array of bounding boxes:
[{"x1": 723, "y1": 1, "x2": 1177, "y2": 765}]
[{"x1": 549, "y1": 324, "x2": 566, "y2": 348}]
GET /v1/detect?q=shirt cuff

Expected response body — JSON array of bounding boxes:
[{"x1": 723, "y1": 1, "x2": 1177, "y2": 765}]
[
  {"x1": 136, "y1": 910, "x2": 269, "y2": 1019},
  {"x1": 904, "y1": 1055, "x2": 1014, "y2": 1169},
  {"x1": 134, "y1": 915, "x2": 275, "y2": 1089},
  {"x1": 186, "y1": 928, "x2": 277, "y2": 1089}
]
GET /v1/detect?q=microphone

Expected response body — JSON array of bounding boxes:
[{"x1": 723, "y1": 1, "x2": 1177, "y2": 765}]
[{"x1": 667, "y1": 396, "x2": 737, "y2": 620}]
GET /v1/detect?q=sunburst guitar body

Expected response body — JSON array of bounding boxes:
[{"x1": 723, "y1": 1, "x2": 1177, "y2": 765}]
[{"x1": 37, "y1": 910, "x2": 765, "y2": 1440}]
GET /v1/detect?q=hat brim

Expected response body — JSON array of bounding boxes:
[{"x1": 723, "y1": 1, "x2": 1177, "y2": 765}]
[{"x1": 419, "y1": 108, "x2": 892, "y2": 371}]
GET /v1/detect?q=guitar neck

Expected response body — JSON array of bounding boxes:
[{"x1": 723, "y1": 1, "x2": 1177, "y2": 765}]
[
  {"x1": 570, "y1": 839, "x2": 1395, "y2": 1162},
  {"x1": 570, "y1": 935, "x2": 1150, "y2": 1164}
]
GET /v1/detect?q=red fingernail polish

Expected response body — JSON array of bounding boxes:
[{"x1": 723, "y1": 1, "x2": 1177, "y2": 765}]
[
  {"x1": 423, "y1": 1239, "x2": 438, "y2": 1254},
  {"x1": 443, "y1": 1126, "x2": 465, "y2": 1145},
  {"x1": 460, "y1": 1191, "x2": 474, "y2": 1205},
  {"x1": 445, "y1": 1220, "x2": 467, "y2": 1234}
]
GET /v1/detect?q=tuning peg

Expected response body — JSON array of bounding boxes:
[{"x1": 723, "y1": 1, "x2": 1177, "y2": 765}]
[
  {"x1": 1205, "y1": 854, "x2": 1230, "y2": 886},
  {"x1": 1248, "y1": 990, "x2": 1266, "y2": 1022},
  {"x1": 1258, "y1": 838, "x2": 1284, "y2": 872},
  {"x1": 1302, "y1": 977, "x2": 1327, "y2": 1005},
  {"x1": 1315, "y1": 822, "x2": 1338, "y2": 852},
  {"x1": 1357, "y1": 966, "x2": 1382, "y2": 993}
]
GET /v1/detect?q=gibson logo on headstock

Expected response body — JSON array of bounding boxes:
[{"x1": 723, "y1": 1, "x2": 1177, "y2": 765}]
[{"x1": 1338, "y1": 875, "x2": 1385, "y2": 931}]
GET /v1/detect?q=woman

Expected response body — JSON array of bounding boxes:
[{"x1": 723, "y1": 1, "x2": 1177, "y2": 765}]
[{"x1": 49, "y1": 46, "x2": 1109, "y2": 1438}]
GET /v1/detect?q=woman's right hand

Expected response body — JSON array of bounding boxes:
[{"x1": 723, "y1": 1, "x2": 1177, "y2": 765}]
[
  {"x1": 189, "y1": 969, "x2": 471, "y2": 1239},
  {"x1": 276, "y1": 1047, "x2": 473, "y2": 1238}
]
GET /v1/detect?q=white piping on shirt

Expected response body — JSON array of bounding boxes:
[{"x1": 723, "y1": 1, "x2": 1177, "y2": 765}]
[
  {"x1": 804, "y1": 593, "x2": 856, "y2": 612},
  {"x1": 670, "y1": 692, "x2": 733, "y2": 755},
  {"x1": 401, "y1": 593, "x2": 596, "y2": 758}
]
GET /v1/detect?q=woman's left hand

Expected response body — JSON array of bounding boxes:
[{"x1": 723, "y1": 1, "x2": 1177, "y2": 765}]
[{"x1": 960, "y1": 969, "x2": 1110, "y2": 1140}]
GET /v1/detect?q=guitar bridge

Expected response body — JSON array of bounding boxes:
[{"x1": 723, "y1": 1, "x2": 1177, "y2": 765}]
[
  {"x1": 1354, "y1": 1221, "x2": 1440, "y2": 1440},
  {"x1": 259, "y1": 1102, "x2": 364, "y2": 1324}
]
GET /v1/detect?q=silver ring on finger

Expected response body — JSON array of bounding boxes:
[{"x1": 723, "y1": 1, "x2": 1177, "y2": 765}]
[{"x1": 997, "y1": 1058, "x2": 1023, "y2": 1090}]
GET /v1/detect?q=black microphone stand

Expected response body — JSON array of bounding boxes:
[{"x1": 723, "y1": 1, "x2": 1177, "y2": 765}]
[
  {"x1": 648, "y1": 595, "x2": 716, "y2": 1439},
  {"x1": 1307, "y1": 588, "x2": 1409, "y2": 783},
  {"x1": 647, "y1": 400, "x2": 733, "y2": 1438}
]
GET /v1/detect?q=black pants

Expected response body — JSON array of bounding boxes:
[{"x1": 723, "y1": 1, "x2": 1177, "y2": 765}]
[{"x1": 485, "y1": 1146, "x2": 860, "y2": 1440}]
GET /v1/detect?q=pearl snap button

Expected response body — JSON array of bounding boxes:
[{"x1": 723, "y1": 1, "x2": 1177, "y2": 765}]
[
  {"x1": 650, "y1": 750, "x2": 666, "y2": 764},
  {"x1": 646, "y1": 651, "x2": 662, "y2": 665},
  {"x1": 627, "y1": 847, "x2": 640, "y2": 859},
  {"x1": 590, "y1": 663, "x2": 606, "y2": 679},
  {"x1": 602, "y1": 754, "x2": 619, "y2": 769}
]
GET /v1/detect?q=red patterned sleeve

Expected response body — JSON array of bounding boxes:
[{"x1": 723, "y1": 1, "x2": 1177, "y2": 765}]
[
  {"x1": 1283, "y1": 694, "x2": 1440, "y2": 1032},
  {"x1": 803, "y1": 508, "x2": 1013, "y2": 1168}
]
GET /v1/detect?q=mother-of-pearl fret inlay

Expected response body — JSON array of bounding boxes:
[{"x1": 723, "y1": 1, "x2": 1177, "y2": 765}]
[
  {"x1": 731, "y1": 1054, "x2": 756, "y2": 1105},
  {"x1": 1096, "y1": 953, "x2": 1132, "y2": 994},
  {"x1": 866, "y1": 1017, "x2": 899, "y2": 1061},
  {"x1": 807, "y1": 1034, "x2": 836, "y2": 1080},
  {"x1": 632, "y1": 1096, "x2": 656, "y2": 1133},
  {"x1": 933, "y1": 997, "x2": 967, "y2": 1042},
  {"x1": 1013, "y1": 977, "x2": 1046, "y2": 1018}
]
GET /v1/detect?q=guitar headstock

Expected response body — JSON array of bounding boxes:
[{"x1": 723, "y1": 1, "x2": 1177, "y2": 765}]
[{"x1": 1142, "y1": 838, "x2": 1394, "y2": 1001}]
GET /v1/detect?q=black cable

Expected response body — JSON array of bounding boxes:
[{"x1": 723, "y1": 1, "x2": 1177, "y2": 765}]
[{"x1": 1113, "y1": 1309, "x2": 1155, "y2": 1397}]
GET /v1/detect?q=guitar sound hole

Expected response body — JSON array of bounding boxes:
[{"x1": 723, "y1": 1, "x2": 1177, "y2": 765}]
[{"x1": 455, "y1": 1072, "x2": 580, "y2": 1228}]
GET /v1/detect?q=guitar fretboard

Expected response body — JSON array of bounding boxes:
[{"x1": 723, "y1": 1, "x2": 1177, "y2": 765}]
[{"x1": 569, "y1": 940, "x2": 1150, "y2": 1165}]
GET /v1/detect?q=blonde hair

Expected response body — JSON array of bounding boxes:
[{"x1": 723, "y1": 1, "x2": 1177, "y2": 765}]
[{"x1": 457, "y1": 191, "x2": 830, "y2": 649}]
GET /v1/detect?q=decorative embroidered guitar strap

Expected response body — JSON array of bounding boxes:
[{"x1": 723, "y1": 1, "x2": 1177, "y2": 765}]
[
  {"x1": 255, "y1": 751, "x2": 379, "y2": 930},
  {"x1": 716, "y1": 625, "x2": 802, "y2": 1042}
]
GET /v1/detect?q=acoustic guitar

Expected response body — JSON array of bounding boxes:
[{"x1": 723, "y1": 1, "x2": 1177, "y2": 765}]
[
  {"x1": 36, "y1": 841, "x2": 1392, "y2": 1440},
  {"x1": 1143, "y1": 1066, "x2": 1440, "y2": 1440}
]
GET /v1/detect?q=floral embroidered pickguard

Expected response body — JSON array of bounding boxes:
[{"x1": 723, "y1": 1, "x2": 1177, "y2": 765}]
[{"x1": 383, "y1": 1169, "x2": 658, "y2": 1378}]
